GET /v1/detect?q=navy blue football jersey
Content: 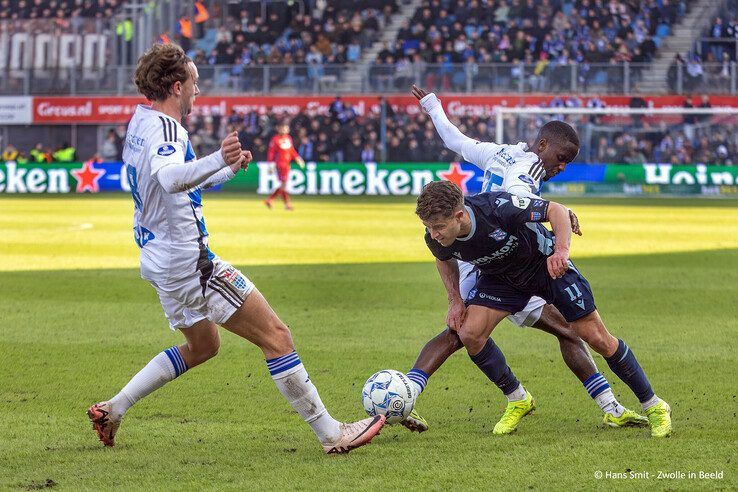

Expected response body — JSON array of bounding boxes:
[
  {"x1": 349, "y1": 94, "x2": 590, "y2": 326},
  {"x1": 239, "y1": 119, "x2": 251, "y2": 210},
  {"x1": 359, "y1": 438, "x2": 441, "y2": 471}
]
[{"x1": 425, "y1": 191, "x2": 555, "y2": 288}]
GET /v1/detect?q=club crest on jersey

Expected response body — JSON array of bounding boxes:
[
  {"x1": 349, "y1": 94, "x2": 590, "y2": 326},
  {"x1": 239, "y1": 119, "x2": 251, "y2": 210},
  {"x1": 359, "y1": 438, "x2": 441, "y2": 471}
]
[
  {"x1": 224, "y1": 267, "x2": 248, "y2": 290},
  {"x1": 530, "y1": 211, "x2": 543, "y2": 221},
  {"x1": 467, "y1": 288, "x2": 478, "y2": 300},
  {"x1": 511, "y1": 195, "x2": 530, "y2": 209},
  {"x1": 518, "y1": 174, "x2": 535, "y2": 185},
  {"x1": 157, "y1": 144, "x2": 176, "y2": 156},
  {"x1": 489, "y1": 228, "x2": 508, "y2": 241}
]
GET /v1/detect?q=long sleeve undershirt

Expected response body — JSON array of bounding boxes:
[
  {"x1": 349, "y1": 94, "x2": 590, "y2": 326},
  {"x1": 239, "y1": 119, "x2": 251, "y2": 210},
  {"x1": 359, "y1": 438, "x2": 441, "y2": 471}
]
[{"x1": 156, "y1": 150, "x2": 228, "y2": 193}]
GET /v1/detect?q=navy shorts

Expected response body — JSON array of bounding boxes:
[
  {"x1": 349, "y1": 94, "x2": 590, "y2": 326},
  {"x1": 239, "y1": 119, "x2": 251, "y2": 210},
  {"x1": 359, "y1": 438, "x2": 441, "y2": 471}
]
[{"x1": 466, "y1": 260, "x2": 596, "y2": 322}]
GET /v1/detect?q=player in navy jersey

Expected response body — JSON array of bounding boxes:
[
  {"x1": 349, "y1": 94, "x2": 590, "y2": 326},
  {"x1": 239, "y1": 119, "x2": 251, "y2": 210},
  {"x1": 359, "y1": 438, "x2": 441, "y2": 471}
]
[
  {"x1": 401, "y1": 85, "x2": 647, "y2": 435},
  {"x1": 414, "y1": 181, "x2": 672, "y2": 438}
]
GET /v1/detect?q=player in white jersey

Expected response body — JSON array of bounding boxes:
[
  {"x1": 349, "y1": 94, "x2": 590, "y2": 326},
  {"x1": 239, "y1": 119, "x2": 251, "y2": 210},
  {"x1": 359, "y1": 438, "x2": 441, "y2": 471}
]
[
  {"x1": 87, "y1": 43, "x2": 386, "y2": 454},
  {"x1": 400, "y1": 85, "x2": 651, "y2": 435}
]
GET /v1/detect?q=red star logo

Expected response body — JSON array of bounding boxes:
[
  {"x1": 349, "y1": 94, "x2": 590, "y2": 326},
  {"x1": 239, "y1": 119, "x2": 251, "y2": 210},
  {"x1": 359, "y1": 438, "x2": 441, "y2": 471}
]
[
  {"x1": 438, "y1": 162, "x2": 475, "y2": 193},
  {"x1": 71, "y1": 161, "x2": 105, "y2": 193}
]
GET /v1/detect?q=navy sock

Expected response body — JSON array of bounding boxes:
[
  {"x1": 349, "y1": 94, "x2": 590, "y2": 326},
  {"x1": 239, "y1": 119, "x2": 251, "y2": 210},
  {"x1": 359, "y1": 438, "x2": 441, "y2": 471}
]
[
  {"x1": 605, "y1": 339, "x2": 655, "y2": 403},
  {"x1": 469, "y1": 338, "x2": 520, "y2": 395}
]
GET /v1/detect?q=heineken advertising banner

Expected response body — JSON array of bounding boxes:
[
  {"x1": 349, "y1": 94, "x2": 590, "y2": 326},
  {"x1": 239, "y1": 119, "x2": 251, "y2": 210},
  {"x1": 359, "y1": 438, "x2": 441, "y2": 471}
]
[
  {"x1": 0, "y1": 161, "x2": 130, "y2": 193},
  {"x1": 1, "y1": 161, "x2": 737, "y2": 195},
  {"x1": 221, "y1": 162, "x2": 485, "y2": 195}
]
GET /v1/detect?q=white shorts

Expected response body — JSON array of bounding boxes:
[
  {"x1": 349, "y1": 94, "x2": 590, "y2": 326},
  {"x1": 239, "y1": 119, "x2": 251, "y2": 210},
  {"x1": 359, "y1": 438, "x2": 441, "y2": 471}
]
[
  {"x1": 457, "y1": 260, "x2": 546, "y2": 328},
  {"x1": 148, "y1": 258, "x2": 255, "y2": 330}
]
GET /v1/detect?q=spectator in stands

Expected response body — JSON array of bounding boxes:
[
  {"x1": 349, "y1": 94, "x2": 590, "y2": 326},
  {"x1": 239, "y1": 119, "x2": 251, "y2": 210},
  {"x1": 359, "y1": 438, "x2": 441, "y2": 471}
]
[
  {"x1": 667, "y1": 54, "x2": 686, "y2": 93},
  {"x1": 99, "y1": 129, "x2": 122, "y2": 162},
  {"x1": 685, "y1": 55, "x2": 704, "y2": 92},
  {"x1": 2, "y1": 144, "x2": 18, "y2": 162},
  {"x1": 29, "y1": 143, "x2": 51, "y2": 163},
  {"x1": 52, "y1": 142, "x2": 76, "y2": 163},
  {"x1": 709, "y1": 17, "x2": 727, "y2": 61}
]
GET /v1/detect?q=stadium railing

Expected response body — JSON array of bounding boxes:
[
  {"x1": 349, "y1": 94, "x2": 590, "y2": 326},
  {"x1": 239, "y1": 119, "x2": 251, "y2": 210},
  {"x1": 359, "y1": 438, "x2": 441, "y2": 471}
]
[
  {"x1": 2, "y1": 62, "x2": 736, "y2": 96},
  {"x1": 698, "y1": 37, "x2": 738, "y2": 61}
]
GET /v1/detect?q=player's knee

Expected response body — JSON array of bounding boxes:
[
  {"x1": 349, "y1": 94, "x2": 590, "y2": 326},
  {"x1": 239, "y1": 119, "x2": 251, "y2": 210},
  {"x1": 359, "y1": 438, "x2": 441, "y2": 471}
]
[
  {"x1": 553, "y1": 323, "x2": 581, "y2": 343},
  {"x1": 585, "y1": 331, "x2": 616, "y2": 356},
  {"x1": 441, "y1": 328, "x2": 464, "y2": 352},
  {"x1": 204, "y1": 338, "x2": 220, "y2": 359},
  {"x1": 268, "y1": 320, "x2": 294, "y2": 354},
  {"x1": 457, "y1": 327, "x2": 485, "y2": 354}
]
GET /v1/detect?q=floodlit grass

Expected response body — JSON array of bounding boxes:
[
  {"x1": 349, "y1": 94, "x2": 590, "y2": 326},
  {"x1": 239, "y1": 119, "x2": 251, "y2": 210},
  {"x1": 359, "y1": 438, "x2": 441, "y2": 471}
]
[{"x1": 1, "y1": 195, "x2": 736, "y2": 490}]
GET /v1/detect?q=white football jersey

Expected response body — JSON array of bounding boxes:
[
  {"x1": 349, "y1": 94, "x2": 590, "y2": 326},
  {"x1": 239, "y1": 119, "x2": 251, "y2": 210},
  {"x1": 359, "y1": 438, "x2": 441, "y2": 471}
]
[
  {"x1": 122, "y1": 105, "x2": 214, "y2": 283},
  {"x1": 460, "y1": 140, "x2": 545, "y2": 198}
]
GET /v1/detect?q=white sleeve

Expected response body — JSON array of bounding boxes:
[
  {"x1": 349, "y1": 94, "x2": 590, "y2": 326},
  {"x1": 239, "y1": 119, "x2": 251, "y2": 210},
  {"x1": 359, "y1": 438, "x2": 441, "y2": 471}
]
[
  {"x1": 149, "y1": 139, "x2": 186, "y2": 177},
  {"x1": 459, "y1": 141, "x2": 504, "y2": 171},
  {"x1": 199, "y1": 165, "x2": 235, "y2": 190},
  {"x1": 503, "y1": 168, "x2": 541, "y2": 198},
  {"x1": 420, "y1": 93, "x2": 504, "y2": 171},
  {"x1": 420, "y1": 93, "x2": 477, "y2": 155},
  {"x1": 154, "y1": 147, "x2": 228, "y2": 194}
]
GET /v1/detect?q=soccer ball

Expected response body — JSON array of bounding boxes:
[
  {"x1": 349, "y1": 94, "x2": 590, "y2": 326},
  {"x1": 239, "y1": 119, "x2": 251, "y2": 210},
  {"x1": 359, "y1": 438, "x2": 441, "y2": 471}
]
[{"x1": 361, "y1": 369, "x2": 415, "y2": 424}]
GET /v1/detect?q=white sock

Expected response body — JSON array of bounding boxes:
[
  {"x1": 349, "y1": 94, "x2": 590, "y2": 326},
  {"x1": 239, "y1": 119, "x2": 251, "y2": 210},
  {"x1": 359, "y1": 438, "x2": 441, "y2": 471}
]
[
  {"x1": 595, "y1": 388, "x2": 625, "y2": 417},
  {"x1": 641, "y1": 394, "x2": 660, "y2": 411},
  {"x1": 267, "y1": 351, "x2": 341, "y2": 444},
  {"x1": 410, "y1": 381, "x2": 423, "y2": 398},
  {"x1": 406, "y1": 368, "x2": 429, "y2": 398},
  {"x1": 505, "y1": 383, "x2": 527, "y2": 402},
  {"x1": 109, "y1": 346, "x2": 187, "y2": 420}
]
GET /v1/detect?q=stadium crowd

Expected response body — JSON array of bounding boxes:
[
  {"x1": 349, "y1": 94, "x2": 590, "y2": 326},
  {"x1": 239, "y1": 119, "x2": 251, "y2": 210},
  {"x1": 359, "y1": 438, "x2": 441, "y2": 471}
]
[
  {"x1": 2, "y1": 93, "x2": 735, "y2": 166},
  {"x1": 0, "y1": 0, "x2": 125, "y2": 20},
  {"x1": 181, "y1": 1, "x2": 399, "y2": 91},
  {"x1": 370, "y1": 0, "x2": 688, "y2": 92},
  {"x1": 177, "y1": 95, "x2": 737, "y2": 166}
]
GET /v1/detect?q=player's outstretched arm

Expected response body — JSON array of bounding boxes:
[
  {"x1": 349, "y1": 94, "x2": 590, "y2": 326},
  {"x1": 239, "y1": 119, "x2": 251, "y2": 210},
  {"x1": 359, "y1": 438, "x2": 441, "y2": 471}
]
[
  {"x1": 545, "y1": 202, "x2": 573, "y2": 279},
  {"x1": 156, "y1": 132, "x2": 245, "y2": 193},
  {"x1": 435, "y1": 258, "x2": 466, "y2": 330},
  {"x1": 412, "y1": 84, "x2": 476, "y2": 156}
]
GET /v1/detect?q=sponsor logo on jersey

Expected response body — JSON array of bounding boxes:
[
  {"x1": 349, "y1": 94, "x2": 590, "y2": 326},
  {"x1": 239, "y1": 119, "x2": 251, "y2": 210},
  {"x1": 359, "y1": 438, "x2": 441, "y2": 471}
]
[
  {"x1": 157, "y1": 144, "x2": 176, "y2": 156},
  {"x1": 134, "y1": 225, "x2": 155, "y2": 248},
  {"x1": 494, "y1": 197, "x2": 509, "y2": 207},
  {"x1": 495, "y1": 148, "x2": 516, "y2": 167},
  {"x1": 489, "y1": 228, "x2": 508, "y2": 241},
  {"x1": 467, "y1": 288, "x2": 478, "y2": 300},
  {"x1": 511, "y1": 195, "x2": 530, "y2": 209},
  {"x1": 452, "y1": 251, "x2": 462, "y2": 259},
  {"x1": 469, "y1": 235, "x2": 519, "y2": 265},
  {"x1": 479, "y1": 292, "x2": 502, "y2": 302},
  {"x1": 518, "y1": 174, "x2": 535, "y2": 185},
  {"x1": 532, "y1": 199, "x2": 544, "y2": 207}
]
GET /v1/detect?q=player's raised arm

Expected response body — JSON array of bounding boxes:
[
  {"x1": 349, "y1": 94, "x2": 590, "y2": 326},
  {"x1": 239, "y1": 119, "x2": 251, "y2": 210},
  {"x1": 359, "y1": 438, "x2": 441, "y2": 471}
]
[
  {"x1": 413, "y1": 84, "x2": 502, "y2": 170},
  {"x1": 412, "y1": 85, "x2": 476, "y2": 155}
]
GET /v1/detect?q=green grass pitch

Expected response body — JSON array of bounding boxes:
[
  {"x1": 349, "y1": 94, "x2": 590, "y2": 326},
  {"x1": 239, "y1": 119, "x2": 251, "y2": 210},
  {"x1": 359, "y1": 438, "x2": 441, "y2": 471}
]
[{"x1": 1, "y1": 194, "x2": 737, "y2": 490}]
